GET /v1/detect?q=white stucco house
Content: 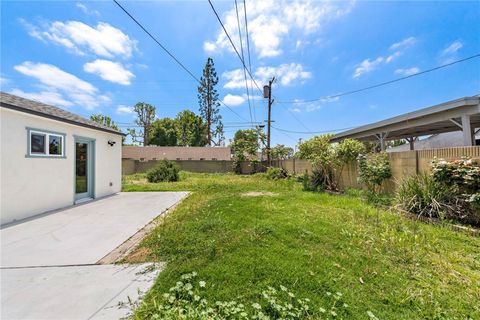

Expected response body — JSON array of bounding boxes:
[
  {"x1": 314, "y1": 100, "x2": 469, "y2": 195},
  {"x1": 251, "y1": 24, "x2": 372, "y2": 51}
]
[{"x1": 0, "y1": 92, "x2": 124, "y2": 226}]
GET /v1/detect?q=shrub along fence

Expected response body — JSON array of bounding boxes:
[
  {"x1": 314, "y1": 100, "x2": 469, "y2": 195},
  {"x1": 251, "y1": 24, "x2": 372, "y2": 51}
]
[
  {"x1": 122, "y1": 159, "x2": 268, "y2": 175},
  {"x1": 273, "y1": 146, "x2": 480, "y2": 193}
]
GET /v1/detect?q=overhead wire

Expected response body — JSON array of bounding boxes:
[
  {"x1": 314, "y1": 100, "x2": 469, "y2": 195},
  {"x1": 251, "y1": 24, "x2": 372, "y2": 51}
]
[
  {"x1": 242, "y1": 0, "x2": 258, "y2": 122},
  {"x1": 113, "y1": 0, "x2": 249, "y2": 123},
  {"x1": 207, "y1": 0, "x2": 263, "y2": 94},
  {"x1": 234, "y1": 0, "x2": 255, "y2": 124},
  {"x1": 277, "y1": 53, "x2": 480, "y2": 104}
]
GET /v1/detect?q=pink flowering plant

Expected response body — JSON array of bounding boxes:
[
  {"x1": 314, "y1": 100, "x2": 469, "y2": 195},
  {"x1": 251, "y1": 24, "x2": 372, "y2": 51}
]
[{"x1": 432, "y1": 157, "x2": 480, "y2": 222}]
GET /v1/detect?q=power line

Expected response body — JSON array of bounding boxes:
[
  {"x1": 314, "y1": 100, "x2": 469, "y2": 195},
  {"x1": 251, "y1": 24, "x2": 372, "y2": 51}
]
[
  {"x1": 271, "y1": 125, "x2": 356, "y2": 135},
  {"x1": 113, "y1": 0, "x2": 249, "y2": 123},
  {"x1": 278, "y1": 53, "x2": 480, "y2": 104},
  {"x1": 234, "y1": 0, "x2": 254, "y2": 124},
  {"x1": 207, "y1": 0, "x2": 313, "y2": 137},
  {"x1": 270, "y1": 126, "x2": 298, "y2": 143},
  {"x1": 207, "y1": 0, "x2": 263, "y2": 94},
  {"x1": 276, "y1": 102, "x2": 312, "y2": 132},
  {"x1": 242, "y1": 0, "x2": 257, "y2": 122}
]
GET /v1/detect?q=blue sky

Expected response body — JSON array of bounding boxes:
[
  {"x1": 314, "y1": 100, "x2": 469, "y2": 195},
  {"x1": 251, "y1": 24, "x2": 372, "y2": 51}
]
[{"x1": 1, "y1": 0, "x2": 479, "y2": 146}]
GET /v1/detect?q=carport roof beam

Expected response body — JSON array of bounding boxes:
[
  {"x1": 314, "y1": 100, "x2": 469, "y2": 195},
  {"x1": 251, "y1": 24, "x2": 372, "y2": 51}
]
[{"x1": 330, "y1": 96, "x2": 480, "y2": 143}]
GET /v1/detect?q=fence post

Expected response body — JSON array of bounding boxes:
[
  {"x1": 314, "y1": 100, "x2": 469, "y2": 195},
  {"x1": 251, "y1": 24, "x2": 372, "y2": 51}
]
[{"x1": 415, "y1": 150, "x2": 419, "y2": 175}]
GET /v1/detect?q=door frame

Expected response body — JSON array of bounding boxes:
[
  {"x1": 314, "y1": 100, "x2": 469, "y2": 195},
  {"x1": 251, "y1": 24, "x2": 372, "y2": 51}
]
[{"x1": 73, "y1": 135, "x2": 96, "y2": 203}]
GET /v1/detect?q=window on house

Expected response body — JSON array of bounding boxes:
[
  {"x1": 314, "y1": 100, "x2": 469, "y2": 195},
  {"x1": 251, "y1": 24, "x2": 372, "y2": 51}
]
[
  {"x1": 28, "y1": 129, "x2": 65, "y2": 157},
  {"x1": 176, "y1": 158, "x2": 181, "y2": 160},
  {"x1": 200, "y1": 158, "x2": 205, "y2": 160},
  {"x1": 212, "y1": 158, "x2": 217, "y2": 160}
]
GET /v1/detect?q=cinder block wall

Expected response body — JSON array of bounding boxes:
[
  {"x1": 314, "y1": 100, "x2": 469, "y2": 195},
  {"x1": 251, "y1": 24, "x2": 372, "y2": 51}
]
[{"x1": 123, "y1": 159, "x2": 237, "y2": 174}]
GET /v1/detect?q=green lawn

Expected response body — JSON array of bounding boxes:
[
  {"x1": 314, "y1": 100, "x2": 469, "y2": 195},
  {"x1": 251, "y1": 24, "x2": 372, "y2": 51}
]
[{"x1": 123, "y1": 172, "x2": 479, "y2": 319}]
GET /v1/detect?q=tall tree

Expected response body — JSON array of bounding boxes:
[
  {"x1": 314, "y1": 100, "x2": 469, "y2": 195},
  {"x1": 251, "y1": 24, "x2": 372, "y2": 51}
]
[
  {"x1": 231, "y1": 128, "x2": 266, "y2": 162},
  {"x1": 270, "y1": 144, "x2": 294, "y2": 160},
  {"x1": 90, "y1": 114, "x2": 120, "y2": 131},
  {"x1": 198, "y1": 58, "x2": 223, "y2": 146},
  {"x1": 175, "y1": 110, "x2": 207, "y2": 147},
  {"x1": 132, "y1": 102, "x2": 156, "y2": 146},
  {"x1": 149, "y1": 118, "x2": 177, "y2": 146}
]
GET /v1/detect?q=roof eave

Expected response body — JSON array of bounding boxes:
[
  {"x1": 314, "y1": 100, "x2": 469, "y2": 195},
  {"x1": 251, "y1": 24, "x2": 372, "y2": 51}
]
[{"x1": 1, "y1": 102, "x2": 126, "y2": 136}]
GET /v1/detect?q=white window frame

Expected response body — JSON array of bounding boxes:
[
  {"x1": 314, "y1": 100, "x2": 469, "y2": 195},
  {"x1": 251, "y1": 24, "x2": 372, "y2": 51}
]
[{"x1": 26, "y1": 127, "x2": 66, "y2": 158}]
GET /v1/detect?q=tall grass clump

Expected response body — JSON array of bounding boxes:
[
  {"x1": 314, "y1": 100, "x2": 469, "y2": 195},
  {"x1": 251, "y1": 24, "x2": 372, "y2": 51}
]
[
  {"x1": 265, "y1": 167, "x2": 289, "y2": 180},
  {"x1": 146, "y1": 160, "x2": 180, "y2": 183},
  {"x1": 395, "y1": 173, "x2": 454, "y2": 219}
]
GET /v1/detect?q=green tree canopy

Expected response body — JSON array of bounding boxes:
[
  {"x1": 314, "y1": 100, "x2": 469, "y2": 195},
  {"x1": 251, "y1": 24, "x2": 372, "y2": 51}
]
[
  {"x1": 90, "y1": 114, "x2": 120, "y2": 131},
  {"x1": 175, "y1": 110, "x2": 208, "y2": 147},
  {"x1": 149, "y1": 110, "x2": 208, "y2": 147},
  {"x1": 297, "y1": 135, "x2": 365, "y2": 191},
  {"x1": 150, "y1": 118, "x2": 177, "y2": 146},
  {"x1": 270, "y1": 144, "x2": 294, "y2": 160},
  {"x1": 231, "y1": 128, "x2": 266, "y2": 162}
]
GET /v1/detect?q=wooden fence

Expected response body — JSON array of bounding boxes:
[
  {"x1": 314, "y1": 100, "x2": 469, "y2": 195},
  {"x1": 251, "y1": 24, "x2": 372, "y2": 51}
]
[{"x1": 273, "y1": 146, "x2": 480, "y2": 193}]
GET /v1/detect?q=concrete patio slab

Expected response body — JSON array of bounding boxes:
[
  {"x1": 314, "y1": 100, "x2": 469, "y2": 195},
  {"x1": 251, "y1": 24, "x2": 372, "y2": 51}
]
[
  {"x1": 1, "y1": 263, "x2": 162, "y2": 320},
  {"x1": 1, "y1": 192, "x2": 188, "y2": 267}
]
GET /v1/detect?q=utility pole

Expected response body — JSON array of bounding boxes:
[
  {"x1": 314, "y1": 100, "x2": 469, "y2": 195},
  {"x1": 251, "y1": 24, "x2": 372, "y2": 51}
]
[{"x1": 264, "y1": 77, "x2": 275, "y2": 166}]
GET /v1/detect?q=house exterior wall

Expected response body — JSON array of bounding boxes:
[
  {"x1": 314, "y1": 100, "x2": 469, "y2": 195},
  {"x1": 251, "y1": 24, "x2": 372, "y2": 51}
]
[{"x1": 0, "y1": 108, "x2": 122, "y2": 225}]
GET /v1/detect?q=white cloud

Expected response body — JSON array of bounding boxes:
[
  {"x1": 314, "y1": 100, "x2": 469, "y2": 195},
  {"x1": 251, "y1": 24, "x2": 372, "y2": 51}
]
[
  {"x1": 22, "y1": 20, "x2": 137, "y2": 59},
  {"x1": 442, "y1": 40, "x2": 463, "y2": 56},
  {"x1": 257, "y1": 63, "x2": 312, "y2": 86},
  {"x1": 290, "y1": 96, "x2": 339, "y2": 113},
  {"x1": 222, "y1": 94, "x2": 246, "y2": 106},
  {"x1": 203, "y1": 41, "x2": 216, "y2": 53},
  {"x1": 204, "y1": 0, "x2": 354, "y2": 58},
  {"x1": 0, "y1": 76, "x2": 8, "y2": 86},
  {"x1": 9, "y1": 89, "x2": 74, "y2": 108},
  {"x1": 353, "y1": 36, "x2": 416, "y2": 78},
  {"x1": 14, "y1": 61, "x2": 109, "y2": 110},
  {"x1": 394, "y1": 67, "x2": 420, "y2": 76},
  {"x1": 116, "y1": 105, "x2": 134, "y2": 114},
  {"x1": 389, "y1": 37, "x2": 416, "y2": 50},
  {"x1": 76, "y1": 2, "x2": 100, "y2": 16},
  {"x1": 223, "y1": 63, "x2": 311, "y2": 89},
  {"x1": 84, "y1": 59, "x2": 135, "y2": 85},
  {"x1": 353, "y1": 57, "x2": 384, "y2": 78}
]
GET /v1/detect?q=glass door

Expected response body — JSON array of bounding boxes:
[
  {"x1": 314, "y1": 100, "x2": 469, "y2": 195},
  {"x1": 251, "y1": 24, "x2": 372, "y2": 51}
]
[{"x1": 75, "y1": 139, "x2": 94, "y2": 201}]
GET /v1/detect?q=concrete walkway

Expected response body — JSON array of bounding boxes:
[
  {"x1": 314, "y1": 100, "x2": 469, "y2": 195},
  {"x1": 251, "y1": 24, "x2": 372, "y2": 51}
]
[
  {"x1": 1, "y1": 192, "x2": 188, "y2": 319},
  {"x1": 1, "y1": 192, "x2": 188, "y2": 267},
  {"x1": 2, "y1": 263, "x2": 162, "y2": 320}
]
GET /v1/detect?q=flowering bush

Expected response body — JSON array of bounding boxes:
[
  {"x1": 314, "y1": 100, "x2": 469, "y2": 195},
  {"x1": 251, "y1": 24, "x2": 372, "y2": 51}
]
[
  {"x1": 432, "y1": 157, "x2": 480, "y2": 223},
  {"x1": 396, "y1": 157, "x2": 480, "y2": 226},
  {"x1": 357, "y1": 153, "x2": 392, "y2": 193},
  {"x1": 135, "y1": 272, "x2": 352, "y2": 319},
  {"x1": 432, "y1": 157, "x2": 480, "y2": 196}
]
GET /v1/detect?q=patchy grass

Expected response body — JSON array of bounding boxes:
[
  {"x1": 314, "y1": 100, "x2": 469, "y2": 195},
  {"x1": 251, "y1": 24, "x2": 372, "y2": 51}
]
[{"x1": 123, "y1": 172, "x2": 480, "y2": 319}]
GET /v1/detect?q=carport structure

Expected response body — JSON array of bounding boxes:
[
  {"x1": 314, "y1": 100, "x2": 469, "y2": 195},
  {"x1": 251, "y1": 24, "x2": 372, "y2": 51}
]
[{"x1": 331, "y1": 96, "x2": 480, "y2": 150}]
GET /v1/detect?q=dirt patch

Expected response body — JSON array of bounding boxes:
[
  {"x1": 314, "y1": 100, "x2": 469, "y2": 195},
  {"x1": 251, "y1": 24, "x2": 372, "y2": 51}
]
[
  {"x1": 241, "y1": 191, "x2": 278, "y2": 197},
  {"x1": 123, "y1": 247, "x2": 153, "y2": 263},
  {"x1": 131, "y1": 179, "x2": 148, "y2": 185}
]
